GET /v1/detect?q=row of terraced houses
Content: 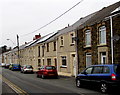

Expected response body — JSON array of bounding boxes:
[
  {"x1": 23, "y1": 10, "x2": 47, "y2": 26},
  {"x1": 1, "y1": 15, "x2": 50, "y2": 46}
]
[{"x1": 1, "y1": 2, "x2": 120, "y2": 77}]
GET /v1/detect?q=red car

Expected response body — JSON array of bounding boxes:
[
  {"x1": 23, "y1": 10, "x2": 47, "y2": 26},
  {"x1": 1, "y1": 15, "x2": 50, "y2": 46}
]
[{"x1": 36, "y1": 66, "x2": 58, "y2": 79}]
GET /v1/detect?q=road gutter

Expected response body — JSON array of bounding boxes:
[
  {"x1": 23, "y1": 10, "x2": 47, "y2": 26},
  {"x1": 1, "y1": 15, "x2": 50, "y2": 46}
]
[{"x1": 0, "y1": 74, "x2": 29, "y2": 95}]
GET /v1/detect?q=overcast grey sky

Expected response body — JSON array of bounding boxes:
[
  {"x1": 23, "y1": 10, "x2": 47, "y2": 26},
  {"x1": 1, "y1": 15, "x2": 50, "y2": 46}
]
[{"x1": 0, "y1": 0, "x2": 119, "y2": 48}]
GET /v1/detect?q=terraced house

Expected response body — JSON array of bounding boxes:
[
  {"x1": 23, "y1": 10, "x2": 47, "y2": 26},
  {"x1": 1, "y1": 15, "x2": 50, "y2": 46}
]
[
  {"x1": 3, "y1": 1, "x2": 120, "y2": 77},
  {"x1": 76, "y1": 1, "x2": 120, "y2": 72}
]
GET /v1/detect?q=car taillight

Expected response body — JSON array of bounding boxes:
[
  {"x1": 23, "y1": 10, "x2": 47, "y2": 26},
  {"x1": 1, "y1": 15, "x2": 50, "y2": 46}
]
[{"x1": 111, "y1": 74, "x2": 116, "y2": 80}]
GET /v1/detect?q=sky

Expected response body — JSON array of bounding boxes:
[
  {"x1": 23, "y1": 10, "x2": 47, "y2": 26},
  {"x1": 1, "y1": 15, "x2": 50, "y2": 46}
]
[{"x1": 0, "y1": 0, "x2": 119, "y2": 48}]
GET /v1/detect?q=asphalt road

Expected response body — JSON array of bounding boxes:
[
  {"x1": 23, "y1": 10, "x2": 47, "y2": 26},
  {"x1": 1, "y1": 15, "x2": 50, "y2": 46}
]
[{"x1": 1, "y1": 67, "x2": 104, "y2": 95}]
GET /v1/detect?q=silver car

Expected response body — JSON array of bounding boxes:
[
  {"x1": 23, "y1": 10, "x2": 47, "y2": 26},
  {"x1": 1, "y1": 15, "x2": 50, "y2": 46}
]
[{"x1": 21, "y1": 65, "x2": 33, "y2": 73}]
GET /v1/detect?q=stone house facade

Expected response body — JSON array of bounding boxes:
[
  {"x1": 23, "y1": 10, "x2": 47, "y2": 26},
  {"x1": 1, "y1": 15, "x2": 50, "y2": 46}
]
[{"x1": 76, "y1": 1, "x2": 120, "y2": 72}]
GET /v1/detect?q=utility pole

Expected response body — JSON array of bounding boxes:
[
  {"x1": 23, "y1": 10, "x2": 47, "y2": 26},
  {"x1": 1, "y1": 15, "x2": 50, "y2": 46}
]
[{"x1": 17, "y1": 34, "x2": 20, "y2": 64}]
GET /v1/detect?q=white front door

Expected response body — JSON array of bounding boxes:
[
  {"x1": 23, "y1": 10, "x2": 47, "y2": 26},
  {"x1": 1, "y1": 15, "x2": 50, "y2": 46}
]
[
  {"x1": 101, "y1": 52, "x2": 106, "y2": 64},
  {"x1": 71, "y1": 54, "x2": 77, "y2": 77},
  {"x1": 73, "y1": 56, "x2": 77, "y2": 77}
]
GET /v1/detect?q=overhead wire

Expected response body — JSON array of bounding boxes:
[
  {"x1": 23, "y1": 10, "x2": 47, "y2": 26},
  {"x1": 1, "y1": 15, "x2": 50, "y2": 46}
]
[{"x1": 21, "y1": 0, "x2": 84, "y2": 37}]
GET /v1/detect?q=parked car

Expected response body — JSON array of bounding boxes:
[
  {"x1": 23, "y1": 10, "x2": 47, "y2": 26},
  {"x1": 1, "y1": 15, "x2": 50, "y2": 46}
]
[
  {"x1": 76, "y1": 64, "x2": 120, "y2": 93},
  {"x1": 21, "y1": 65, "x2": 33, "y2": 73},
  {"x1": 1, "y1": 63, "x2": 6, "y2": 67},
  {"x1": 9, "y1": 64, "x2": 21, "y2": 71},
  {"x1": 36, "y1": 66, "x2": 58, "y2": 79},
  {"x1": 4, "y1": 63, "x2": 10, "y2": 68}
]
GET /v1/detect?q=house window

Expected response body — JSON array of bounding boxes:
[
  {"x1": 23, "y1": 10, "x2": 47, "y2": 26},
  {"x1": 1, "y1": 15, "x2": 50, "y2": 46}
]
[
  {"x1": 99, "y1": 26, "x2": 106, "y2": 44},
  {"x1": 100, "y1": 52, "x2": 106, "y2": 64},
  {"x1": 46, "y1": 43, "x2": 49, "y2": 52},
  {"x1": 85, "y1": 30, "x2": 91, "y2": 46},
  {"x1": 53, "y1": 41, "x2": 56, "y2": 51},
  {"x1": 86, "y1": 53, "x2": 92, "y2": 67},
  {"x1": 61, "y1": 56, "x2": 67, "y2": 67},
  {"x1": 38, "y1": 46, "x2": 40, "y2": 57},
  {"x1": 42, "y1": 46, "x2": 44, "y2": 57},
  {"x1": 70, "y1": 33, "x2": 75, "y2": 44},
  {"x1": 43, "y1": 59, "x2": 44, "y2": 65},
  {"x1": 38, "y1": 59, "x2": 41, "y2": 66},
  {"x1": 47, "y1": 59, "x2": 51, "y2": 66},
  {"x1": 60, "y1": 36, "x2": 64, "y2": 46}
]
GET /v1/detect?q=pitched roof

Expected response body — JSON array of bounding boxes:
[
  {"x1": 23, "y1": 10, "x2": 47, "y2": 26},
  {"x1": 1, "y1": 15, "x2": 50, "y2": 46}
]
[
  {"x1": 78, "y1": 1, "x2": 120, "y2": 29},
  {"x1": 45, "y1": 12, "x2": 96, "y2": 43}
]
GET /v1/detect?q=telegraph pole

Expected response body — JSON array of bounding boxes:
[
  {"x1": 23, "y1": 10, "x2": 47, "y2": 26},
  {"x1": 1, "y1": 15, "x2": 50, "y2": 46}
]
[{"x1": 17, "y1": 34, "x2": 20, "y2": 64}]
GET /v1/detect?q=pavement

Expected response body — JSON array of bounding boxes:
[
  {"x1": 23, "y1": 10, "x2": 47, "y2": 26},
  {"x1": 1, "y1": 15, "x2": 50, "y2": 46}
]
[{"x1": 2, "y1": 82, "x2": 17, "y2": 95}]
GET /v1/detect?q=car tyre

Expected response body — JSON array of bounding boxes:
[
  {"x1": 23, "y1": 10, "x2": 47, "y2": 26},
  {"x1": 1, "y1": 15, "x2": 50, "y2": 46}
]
[
  {"x1": 37, "y1": 74, "x2": 40, "y2": 78},
  {"x1": 100, "y1": 83, "x2": 108, "y2": 93},
  {"x1": 76, "y1": 79, "x2": 82, "y2": 88}
]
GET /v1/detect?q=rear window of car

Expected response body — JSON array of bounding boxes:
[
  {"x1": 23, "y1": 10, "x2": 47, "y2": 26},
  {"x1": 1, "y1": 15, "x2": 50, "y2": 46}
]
[
  {"x1": 46, "y1": 66, "x2": 56, "y2": 70},
  {"x1": 13, "y1": 64, "x2": 20, "y2": 66},
  {"x1": 114, "y1": 65, "x2": 120, "y2": 74}
]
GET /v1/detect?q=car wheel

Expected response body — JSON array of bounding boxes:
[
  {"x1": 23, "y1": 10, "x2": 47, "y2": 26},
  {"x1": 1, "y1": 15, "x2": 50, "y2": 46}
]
[
  {"x1": 100, "y1": 83, "x2": 108, "y2": 93},
  {"x1": 76, "y1": 79, "x2": 82, "y2": 88},
  {"x1": 41, "y1": 74, "x2": 45, "y2": 79},
  {"x1": 37, "y1": 74, "x2": 40, "y2": 78}
]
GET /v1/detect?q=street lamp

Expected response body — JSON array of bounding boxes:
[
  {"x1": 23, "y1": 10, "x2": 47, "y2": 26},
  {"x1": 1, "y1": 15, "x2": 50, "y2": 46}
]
[{"x1": 6, "y1": 39, "x2": 16, "y2": 47}]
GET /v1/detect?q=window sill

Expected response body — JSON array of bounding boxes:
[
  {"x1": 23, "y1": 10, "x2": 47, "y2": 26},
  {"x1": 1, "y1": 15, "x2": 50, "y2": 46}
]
[
  {"x1": 97, "y1": 44, "x2": 107, "y2": 47},
  {"x1": 70, "y1": 43, "x2": 75, "y2": 46},
  {"x1": 60, "y1": 65, "x2": 67, "y2": 68},
  {"x1": 84, "y1": 45, "x2": 91, "y2": 48},
  {"x1": 60, "y1": 45, "x2": 64, "y2": 47}
]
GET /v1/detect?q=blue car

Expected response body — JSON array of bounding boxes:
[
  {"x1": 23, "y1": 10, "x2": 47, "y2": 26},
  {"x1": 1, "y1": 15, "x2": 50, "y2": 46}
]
[
  {"x1": 76, "y1": 64, "x2": 120, "y2": 93},
  {"x1": 9, "y1": 64, "x2": 21, "y2": 71}
]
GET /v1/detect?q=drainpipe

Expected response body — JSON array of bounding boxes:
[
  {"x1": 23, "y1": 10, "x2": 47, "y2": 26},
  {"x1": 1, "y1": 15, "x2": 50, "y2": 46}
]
[{"x1": 110, "y1": 16, "x2": 114, "y2": 64}]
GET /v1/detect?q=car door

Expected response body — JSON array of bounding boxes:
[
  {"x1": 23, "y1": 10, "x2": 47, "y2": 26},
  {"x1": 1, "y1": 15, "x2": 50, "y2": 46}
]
[
  {"x1": 80, "y1": 66, "x2": 93, "y2": 85},
  {"x1": 91, "y1": 66, "x2": 103, "y2": 85},
  {"x1": 38, "y1": 67, "x2": 43, "y2": 76}
]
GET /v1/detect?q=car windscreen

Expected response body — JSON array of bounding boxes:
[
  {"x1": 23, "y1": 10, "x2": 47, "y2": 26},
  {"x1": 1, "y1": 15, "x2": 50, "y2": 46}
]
[
  {"x1": 26, "y1": 65, "x2": 33, "y2": 68},
  {"x1": 46, "y1": 66, "x2": 56, "y2": 70},
  {"x1": 114, "y1": 65, "x2": 120, "y2": 74}
]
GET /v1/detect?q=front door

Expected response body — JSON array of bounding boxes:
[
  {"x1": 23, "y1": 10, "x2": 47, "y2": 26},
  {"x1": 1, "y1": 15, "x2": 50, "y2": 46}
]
[
  {"x1": 101, "y1": 52, "x2": 106, "y2": 64},
  {"x1": 72, "y1": 54, "x2": 77, "y2": 77}
]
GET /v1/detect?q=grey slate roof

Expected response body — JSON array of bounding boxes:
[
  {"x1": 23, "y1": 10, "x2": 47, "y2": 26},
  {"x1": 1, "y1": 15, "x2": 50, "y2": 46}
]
[{"x1": 78, "y1": 1, "x2": 120, "y2": 29}]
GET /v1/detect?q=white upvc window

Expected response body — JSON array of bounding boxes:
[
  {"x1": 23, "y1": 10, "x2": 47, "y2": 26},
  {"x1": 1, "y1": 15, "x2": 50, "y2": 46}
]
[
  {"x1": 85, "y1": 30, "x2": 91, "y2": 46},
  {"x1": 70, "y1": 33, "x2": 75, "y2": 44},
  {"x1": 99, "y1": 26, "x2": 106, "y2": 45},
  {"x1": 86, "y1": 53, "x2": 92, "y2": 67}
]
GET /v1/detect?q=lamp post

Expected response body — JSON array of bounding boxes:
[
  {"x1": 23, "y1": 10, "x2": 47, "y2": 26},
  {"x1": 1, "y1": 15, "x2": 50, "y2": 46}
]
[
  {"x1": 6, "y1": 39, "x2": 16, "y2": 48},
  {"x1": 17, "y1": 35, "x2": 20, "y2": 64}
]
